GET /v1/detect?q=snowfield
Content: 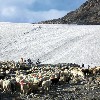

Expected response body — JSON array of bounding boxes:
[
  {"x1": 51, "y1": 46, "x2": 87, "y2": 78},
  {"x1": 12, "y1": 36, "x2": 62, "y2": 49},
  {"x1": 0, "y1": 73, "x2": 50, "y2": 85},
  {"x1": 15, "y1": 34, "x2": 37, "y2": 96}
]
[{"x1": 0, "y1": 22, "x2": 100, "y2": 67}]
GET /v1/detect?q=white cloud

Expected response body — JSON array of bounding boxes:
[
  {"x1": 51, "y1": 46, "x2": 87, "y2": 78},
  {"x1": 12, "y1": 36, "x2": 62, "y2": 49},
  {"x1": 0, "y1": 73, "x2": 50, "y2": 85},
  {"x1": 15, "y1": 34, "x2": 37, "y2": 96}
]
[
  {"x1": 0, "y1": 0, "x2": 67, "y2": 23},
  {"x1": 0, "y1": 0, "x2": 36, "y2": 6},
  {"x1": 1, "y1": 6, "x2": 16, "y2": 17},
  {"x1": 26, "y1": 9, "x2": 67, "y2": 23},
  {"x1": 0, "y1": 6, "x2": 67, "y2": 23},
  {"x1": 41, "y1": 9, "x2": 67, "y2": 20}
]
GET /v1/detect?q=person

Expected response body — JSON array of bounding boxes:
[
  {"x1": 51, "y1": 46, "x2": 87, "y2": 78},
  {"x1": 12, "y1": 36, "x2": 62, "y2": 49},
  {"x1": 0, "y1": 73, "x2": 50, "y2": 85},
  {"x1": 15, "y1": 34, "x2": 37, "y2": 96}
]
[
  {"x1": 36, "y1": 59, "x2": 41, "y2": 67},
  {"x1": 27, "y1": 58, "x2": 31, "y2": 64},
  {"x1": 88, "y1": 65, "x2": 90, "y2": 69},
  {"x1": 82, "y1": 63, "x2": 84, "y2": 68},
  {"x1": 20, "y1": 58, "x2": 24, "y2": 63}
]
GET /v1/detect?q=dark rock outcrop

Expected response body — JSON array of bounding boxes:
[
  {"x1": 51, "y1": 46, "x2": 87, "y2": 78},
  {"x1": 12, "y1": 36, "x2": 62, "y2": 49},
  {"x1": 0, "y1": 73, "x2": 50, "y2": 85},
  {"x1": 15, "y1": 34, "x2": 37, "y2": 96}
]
[{"x1": 39, "y1": 0, "x2": 100, "y2": 25}]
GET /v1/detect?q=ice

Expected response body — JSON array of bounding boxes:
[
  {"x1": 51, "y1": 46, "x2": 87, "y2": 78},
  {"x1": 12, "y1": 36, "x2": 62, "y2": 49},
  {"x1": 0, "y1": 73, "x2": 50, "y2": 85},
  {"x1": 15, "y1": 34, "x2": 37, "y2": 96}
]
[{"x1": 0, "y1": 23, "x2": 100, "y2": 67}]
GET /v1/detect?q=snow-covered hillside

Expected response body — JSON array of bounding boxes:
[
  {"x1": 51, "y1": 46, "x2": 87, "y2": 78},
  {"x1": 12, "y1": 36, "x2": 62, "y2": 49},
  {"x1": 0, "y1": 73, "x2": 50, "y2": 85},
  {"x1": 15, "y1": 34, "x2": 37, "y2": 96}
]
[{"x1": 0, "y1": 22, "x2": 100, "y2": 67}]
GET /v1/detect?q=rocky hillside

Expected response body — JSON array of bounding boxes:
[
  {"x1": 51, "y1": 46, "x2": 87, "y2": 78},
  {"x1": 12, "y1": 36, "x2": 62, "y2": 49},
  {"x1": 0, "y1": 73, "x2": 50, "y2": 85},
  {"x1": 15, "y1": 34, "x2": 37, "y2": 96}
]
[{"x1": 39, "y1": 0, "x2": 100, "y2": 24}]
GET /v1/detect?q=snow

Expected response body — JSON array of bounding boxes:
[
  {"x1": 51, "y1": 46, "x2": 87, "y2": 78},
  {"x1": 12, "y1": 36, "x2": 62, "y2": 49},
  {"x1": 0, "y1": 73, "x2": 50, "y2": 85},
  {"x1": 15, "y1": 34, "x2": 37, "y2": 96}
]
[{"x1": 0, "y1": 22, "x2": 100, "y2": 67}]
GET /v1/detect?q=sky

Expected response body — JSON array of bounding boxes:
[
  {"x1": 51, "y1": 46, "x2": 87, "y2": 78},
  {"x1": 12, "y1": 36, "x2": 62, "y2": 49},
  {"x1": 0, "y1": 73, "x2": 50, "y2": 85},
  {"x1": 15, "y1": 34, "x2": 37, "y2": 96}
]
[{"x1": 0, "y1": 0, "x2": 87, "y2": 23}]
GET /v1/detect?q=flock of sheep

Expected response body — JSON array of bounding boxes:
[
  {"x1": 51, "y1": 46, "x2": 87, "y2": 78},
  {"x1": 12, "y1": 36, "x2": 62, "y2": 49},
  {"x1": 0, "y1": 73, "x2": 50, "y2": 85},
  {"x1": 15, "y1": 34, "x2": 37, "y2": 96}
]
[{"x1": 0, "y1": 59, "x2": 100, "y2": 96}]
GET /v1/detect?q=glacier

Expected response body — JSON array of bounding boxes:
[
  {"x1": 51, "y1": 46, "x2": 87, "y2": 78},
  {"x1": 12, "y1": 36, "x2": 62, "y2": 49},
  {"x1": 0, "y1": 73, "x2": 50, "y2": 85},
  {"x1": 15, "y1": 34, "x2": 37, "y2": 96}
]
[{"x1": 0, "y1": 22, "x2": 100, "y2": 67}]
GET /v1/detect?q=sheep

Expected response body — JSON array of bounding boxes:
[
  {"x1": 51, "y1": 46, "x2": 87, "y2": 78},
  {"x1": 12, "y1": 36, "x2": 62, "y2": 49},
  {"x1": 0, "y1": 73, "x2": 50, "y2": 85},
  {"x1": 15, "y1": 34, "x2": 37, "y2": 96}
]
[
  {"x1": 69, "y1": 67, "x2": 84, "y2": 79},
  {"x1": 28, "y1": 82, "x2": 39, "y2": 94},
  {"x1": 3, "y1": 79, "x2": 11, "y2": 92},
  {"x1": 92, "y1": 66, "x2": 100, "y2": 75},
  {"x1": 82, "y1": 68, "x2": 93, "y2": 77},
  {"x1": 42, "y1": 79, "x2": 52, "y2": 92},
  {"x1": 0, "y1": 79, "x2": 3, "y2": 90},
  {"x1": 50, "y1": 74, "x2": 60, "y2": 85},
  {"x1": 10, "y1": 77, "x2": 17, "y2": 93},
  {"x1": 19, "y1": 79, "x2": 29, "y2": 94},
  {"x1": 95, "y1": 77, "x2": 100, "y2": 85},
  {"x1": 59, "y1": 69, "x2": 71, "y2": 84},
  {"x1": 59, "y1": 75, "x2": 66, "y2": 84},
  {"x1": 38, "y1": 75, "x2": 50, "y2": 87},
  {"x1": 27, "y1": 75, "x2": 43, "y2": 94},
  {"x1": 0, "y1": 72, "x2": 6, "y2": 80}
]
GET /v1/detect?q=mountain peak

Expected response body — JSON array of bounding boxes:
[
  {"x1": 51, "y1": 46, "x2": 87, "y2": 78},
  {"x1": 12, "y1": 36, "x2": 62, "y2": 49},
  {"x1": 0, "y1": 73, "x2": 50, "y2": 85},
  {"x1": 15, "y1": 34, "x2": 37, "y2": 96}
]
[{"x1": 39, "y1": 0, "x2": 100, "y2": 24}]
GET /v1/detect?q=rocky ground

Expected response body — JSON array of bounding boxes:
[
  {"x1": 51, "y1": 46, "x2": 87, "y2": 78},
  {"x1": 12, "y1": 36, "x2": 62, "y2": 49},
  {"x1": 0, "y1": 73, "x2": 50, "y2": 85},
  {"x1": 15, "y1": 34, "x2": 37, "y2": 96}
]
[{"x1": 0, "y1": 75, "x2": 100, "y2": 100}]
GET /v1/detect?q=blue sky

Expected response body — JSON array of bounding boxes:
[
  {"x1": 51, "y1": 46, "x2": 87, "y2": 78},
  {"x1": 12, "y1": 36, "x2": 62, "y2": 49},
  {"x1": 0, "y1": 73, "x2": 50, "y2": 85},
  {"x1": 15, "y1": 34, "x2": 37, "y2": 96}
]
[{"x1": 0, "y1": 0, "x2": 87, "y2": 23}]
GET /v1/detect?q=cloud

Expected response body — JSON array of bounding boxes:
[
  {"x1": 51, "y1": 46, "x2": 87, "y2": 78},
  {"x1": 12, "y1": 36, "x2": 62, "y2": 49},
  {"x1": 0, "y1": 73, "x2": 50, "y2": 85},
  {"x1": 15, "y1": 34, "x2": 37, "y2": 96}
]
[
  {"x1": 1, "y1": 6, "x2": 16, "y2": 17},
  {"x1": 0, "y1": 0, "x2": 36, "y2": 6},
  {"x1": 29, "y1": 0, "x2": 87, "y2": 11},
  {"x1": 0, "y1": 6, "x2": 67, "y2": 23},
  {"x1": 31, "y1": 9, "x2": 67, "y2": 23},
  {"x1": 0, "y1": 0, "x2": 87, "y2": 23}
]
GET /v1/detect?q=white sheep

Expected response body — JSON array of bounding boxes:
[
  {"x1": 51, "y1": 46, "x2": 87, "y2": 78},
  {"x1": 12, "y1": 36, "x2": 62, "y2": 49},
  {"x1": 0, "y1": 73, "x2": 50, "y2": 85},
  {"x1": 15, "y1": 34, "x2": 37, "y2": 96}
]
[
  {"x1": 3, "y1": 79, "x2": 11, "y2": 92},
  {"x1": 42, "y1": 79, "x2": 52, "y2": 91}
]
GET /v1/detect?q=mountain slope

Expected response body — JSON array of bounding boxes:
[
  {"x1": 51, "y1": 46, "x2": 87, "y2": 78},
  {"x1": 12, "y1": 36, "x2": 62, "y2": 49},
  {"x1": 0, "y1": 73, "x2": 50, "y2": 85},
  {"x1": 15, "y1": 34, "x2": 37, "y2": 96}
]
[
  {"x1": 39, "y1": 0, "x2": 100, "y2": 24},
  {"x1": 0, "y1": 23, "x2": 100, "y2": 67}
]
